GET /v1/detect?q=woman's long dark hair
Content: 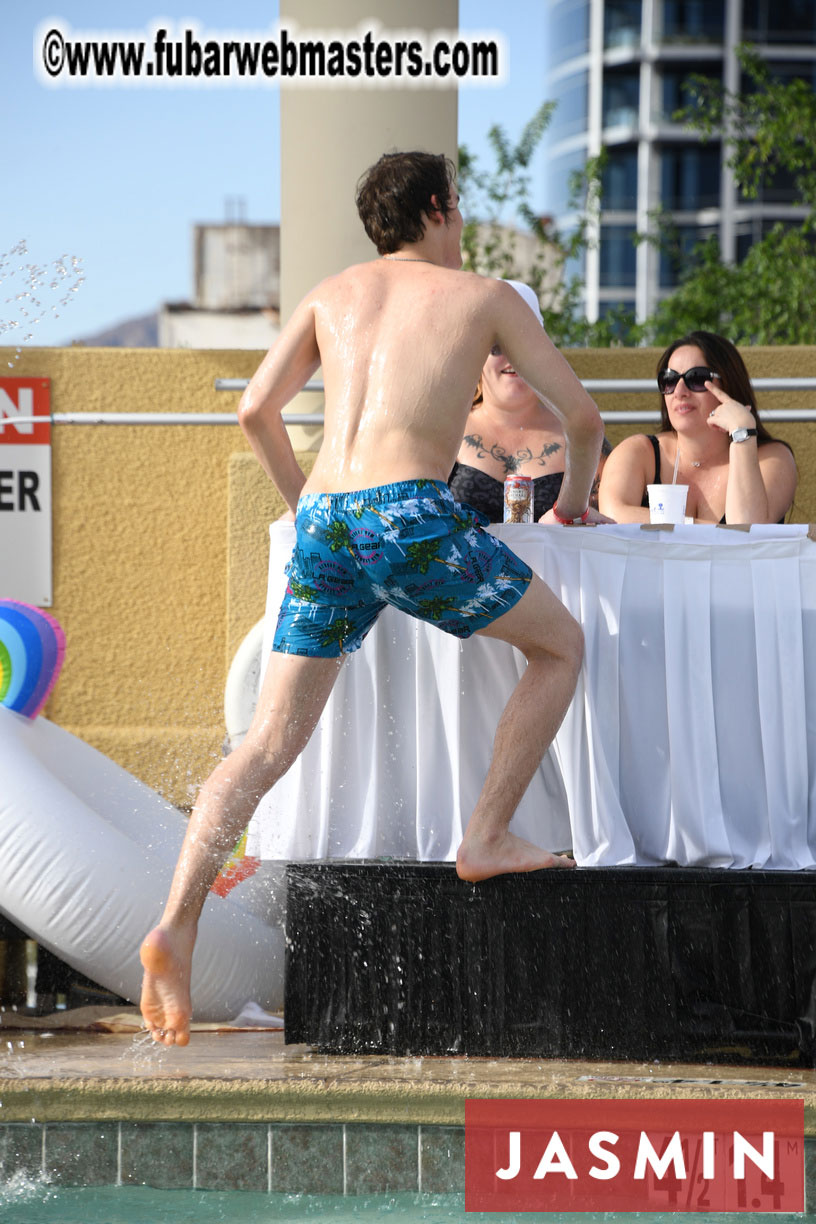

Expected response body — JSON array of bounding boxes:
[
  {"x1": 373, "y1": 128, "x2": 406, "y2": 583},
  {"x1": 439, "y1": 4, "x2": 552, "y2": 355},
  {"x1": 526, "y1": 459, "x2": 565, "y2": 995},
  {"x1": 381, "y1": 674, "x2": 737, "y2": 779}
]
[{"x1": 657, "y1": 330, "x2": 782, "y2": 447}]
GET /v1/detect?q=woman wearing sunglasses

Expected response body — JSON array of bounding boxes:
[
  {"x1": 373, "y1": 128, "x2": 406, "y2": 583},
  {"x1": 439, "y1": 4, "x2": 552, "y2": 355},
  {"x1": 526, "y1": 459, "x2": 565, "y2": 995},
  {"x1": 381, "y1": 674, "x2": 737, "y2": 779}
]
[{"x1": 599, "y1": 330, "x2": 797, "y2": 524}]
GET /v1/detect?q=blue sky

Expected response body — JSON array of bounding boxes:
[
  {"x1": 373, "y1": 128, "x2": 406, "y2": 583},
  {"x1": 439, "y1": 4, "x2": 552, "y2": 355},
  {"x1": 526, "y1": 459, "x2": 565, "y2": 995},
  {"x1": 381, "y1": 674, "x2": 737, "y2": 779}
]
[{"x1": 4, "y1": 3, "x2": 548, "y2": 346}]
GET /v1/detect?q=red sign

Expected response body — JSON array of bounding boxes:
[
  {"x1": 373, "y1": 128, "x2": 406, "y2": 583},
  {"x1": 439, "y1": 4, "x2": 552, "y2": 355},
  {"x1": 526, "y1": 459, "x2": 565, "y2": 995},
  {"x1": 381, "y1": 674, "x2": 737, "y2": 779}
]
[
  {"x1": 465, "y1": 1098, "x2": 804, "y2": 1213},
  {"x1": 0, "y1": 377, "x2": 53, "y2": 604},
  {"x1": 0, "y1": 378, "x2": 51, "y2": 445}
]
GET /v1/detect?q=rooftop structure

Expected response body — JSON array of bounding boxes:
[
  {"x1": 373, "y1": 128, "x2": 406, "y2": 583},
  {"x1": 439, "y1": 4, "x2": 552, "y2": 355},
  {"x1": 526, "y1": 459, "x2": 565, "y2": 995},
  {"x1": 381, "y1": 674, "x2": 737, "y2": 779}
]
[{"x1": 159, "y1": 219, "x2": 281, "y2": 349}]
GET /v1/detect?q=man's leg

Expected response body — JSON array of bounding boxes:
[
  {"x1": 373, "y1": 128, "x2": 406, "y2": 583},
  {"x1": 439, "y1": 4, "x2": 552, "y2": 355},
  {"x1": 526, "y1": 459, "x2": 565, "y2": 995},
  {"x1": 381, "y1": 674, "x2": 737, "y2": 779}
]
[
  {"x1": 140, "y1": 651, "x2": 344, "y2": 1045},
  {"x1": 456, "y1": 572, "x2": 583, "y2": 882}
]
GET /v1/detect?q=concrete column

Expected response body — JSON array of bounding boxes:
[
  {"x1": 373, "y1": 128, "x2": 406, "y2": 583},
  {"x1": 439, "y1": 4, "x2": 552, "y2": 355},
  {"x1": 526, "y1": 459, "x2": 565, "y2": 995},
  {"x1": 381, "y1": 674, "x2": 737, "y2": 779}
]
[
  {"x1": 584, "y1": 0, "x2": 605, "y2": 322},
  {"x1": 720, "y1": 0, "x2": 742, "y2": 266},
  {"x1": 637, "y1": 0, "x2": 657, "y2": 321},
  {"x1": 279, "y1": 0, "x2": 458, "y2": 448}
]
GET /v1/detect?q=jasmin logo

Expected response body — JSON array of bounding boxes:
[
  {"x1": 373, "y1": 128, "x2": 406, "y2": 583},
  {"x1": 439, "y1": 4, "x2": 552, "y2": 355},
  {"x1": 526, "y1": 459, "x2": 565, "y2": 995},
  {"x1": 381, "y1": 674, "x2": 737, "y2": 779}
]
[
  {"x1": 498, "y1": 1126, "x2": 774, "y2": 1181},
  {"x1": 465, "y1": 1099, "x2": 803, "y2": 1213}
]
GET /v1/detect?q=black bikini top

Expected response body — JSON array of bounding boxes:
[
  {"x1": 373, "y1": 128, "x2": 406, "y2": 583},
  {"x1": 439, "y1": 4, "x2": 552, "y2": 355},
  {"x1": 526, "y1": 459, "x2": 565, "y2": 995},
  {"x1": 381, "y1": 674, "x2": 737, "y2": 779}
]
[{"x1": 448, "y1": 462, "x2": 563, "y2": 522}]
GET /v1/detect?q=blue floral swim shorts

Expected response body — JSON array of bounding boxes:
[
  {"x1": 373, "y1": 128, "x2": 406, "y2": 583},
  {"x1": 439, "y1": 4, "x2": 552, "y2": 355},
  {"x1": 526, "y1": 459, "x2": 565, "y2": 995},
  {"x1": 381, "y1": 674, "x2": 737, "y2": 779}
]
[{"x1": 272, "y1": 478, "x2": 532, "y2": 657}]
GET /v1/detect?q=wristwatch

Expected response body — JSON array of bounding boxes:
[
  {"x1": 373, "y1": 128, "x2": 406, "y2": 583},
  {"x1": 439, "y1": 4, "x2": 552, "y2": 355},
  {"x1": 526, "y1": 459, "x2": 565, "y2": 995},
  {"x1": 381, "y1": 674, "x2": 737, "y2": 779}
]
[{"x1": 730, "y1": 427, "x2": 758, "y2": 443}]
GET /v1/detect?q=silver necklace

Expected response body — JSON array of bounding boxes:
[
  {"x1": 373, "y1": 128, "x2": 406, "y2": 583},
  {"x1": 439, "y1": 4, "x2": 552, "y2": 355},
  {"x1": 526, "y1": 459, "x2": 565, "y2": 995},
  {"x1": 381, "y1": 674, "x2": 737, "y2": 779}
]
[
  {"x1": 675, "y1": 444, "x2": 703, "y2": 472},
  {"x1": 383, "y1": 256, "x2": 433, "y2": 263}
]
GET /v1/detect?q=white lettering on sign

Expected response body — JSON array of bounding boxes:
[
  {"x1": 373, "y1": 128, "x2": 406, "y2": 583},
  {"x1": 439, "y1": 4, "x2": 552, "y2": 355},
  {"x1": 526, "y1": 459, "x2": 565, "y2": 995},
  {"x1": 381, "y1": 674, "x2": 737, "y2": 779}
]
[{"x1": 0, "y1": 387, "x2": 34, "y2": 435}]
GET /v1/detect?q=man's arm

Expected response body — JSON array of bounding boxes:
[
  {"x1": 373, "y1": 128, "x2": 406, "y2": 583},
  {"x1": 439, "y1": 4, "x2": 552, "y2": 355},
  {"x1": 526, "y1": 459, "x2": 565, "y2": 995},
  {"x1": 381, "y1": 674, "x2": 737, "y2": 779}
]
[
  {"x1": 493, "y1": 284, "x2": 604, "y2": 521},
  {"x1": 237, "y1": 291, "x2": 322, "y2": 513}
]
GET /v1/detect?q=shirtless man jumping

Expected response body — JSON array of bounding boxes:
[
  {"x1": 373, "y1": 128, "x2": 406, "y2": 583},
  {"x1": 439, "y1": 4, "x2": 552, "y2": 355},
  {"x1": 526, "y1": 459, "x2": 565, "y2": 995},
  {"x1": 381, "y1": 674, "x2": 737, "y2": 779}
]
[{"x1": 140, "y1": 151, "x2": 605, "y2": 1046}]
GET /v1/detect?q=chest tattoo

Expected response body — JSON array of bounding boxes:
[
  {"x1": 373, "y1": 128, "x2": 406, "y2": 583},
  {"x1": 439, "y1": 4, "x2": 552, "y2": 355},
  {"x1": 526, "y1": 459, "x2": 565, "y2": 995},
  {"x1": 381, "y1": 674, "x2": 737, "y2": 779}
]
[{"x1": 463, "y1": 433, "x2": 563, "y2": 475}]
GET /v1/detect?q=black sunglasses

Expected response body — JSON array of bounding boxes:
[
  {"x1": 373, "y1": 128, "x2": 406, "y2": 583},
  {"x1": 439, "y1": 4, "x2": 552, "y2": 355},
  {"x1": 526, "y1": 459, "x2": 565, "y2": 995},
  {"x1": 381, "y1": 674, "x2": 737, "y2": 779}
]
[{"x1": 658, "y1": 366, "x2": 720, "y2": 394}]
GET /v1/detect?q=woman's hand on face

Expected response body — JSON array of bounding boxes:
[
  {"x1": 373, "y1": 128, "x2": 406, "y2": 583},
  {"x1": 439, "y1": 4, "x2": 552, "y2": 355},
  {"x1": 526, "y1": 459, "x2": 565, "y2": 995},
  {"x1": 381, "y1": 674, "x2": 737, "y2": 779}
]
[{"x1": 704, "y1": 381, "x2": 755, "y2": 436}]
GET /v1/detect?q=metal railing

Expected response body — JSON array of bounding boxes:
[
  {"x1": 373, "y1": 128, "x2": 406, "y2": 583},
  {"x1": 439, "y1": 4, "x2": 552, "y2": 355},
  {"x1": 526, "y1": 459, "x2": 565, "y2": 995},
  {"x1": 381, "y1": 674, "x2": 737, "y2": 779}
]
[{"x1": 5, "y1": 377, "x2": 816, "y2": 427}]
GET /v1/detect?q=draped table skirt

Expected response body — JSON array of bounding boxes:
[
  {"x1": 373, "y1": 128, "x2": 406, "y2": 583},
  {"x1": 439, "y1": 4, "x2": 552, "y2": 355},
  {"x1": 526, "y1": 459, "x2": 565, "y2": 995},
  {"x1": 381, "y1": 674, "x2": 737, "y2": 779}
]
[{"x1": 246, "y1": 522, "x2": 816, "y2": 869}]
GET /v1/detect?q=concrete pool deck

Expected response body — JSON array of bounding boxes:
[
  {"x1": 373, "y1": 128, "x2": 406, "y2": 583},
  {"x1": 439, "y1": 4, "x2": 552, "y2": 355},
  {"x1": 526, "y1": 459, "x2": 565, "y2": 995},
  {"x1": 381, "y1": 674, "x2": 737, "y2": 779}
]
[
  {"x1": 2, "y1": 1015, "x2": 816, "y2": 1197},
  {"x1": 1, "y1": 1017, "x2": 814, "y2": 1127}
]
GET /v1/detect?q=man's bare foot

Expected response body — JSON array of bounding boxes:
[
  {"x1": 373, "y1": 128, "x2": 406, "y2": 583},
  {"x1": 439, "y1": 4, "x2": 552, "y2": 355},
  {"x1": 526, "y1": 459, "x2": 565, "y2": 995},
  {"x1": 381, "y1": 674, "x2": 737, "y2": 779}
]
[
  {"x1": 139, "y1": 925, "x2": 195, "y2": 1046},
  {"x1": 456, "y1": 830, "x2": 575, "y2": 883}
]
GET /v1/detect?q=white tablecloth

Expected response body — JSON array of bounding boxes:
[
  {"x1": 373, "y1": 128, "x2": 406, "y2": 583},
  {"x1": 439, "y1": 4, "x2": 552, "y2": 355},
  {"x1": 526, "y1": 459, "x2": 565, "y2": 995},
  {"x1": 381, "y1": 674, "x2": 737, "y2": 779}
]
[{"x1": 246, "y1": 522, "x2": 816, "y2": 869}]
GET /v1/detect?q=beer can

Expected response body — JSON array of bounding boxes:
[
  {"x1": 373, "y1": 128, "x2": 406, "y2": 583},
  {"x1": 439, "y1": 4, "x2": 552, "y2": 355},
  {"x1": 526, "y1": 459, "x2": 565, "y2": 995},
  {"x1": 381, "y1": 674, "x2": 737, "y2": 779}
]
[{"x1": 503, "y1": 474, "x2": 534, "y2": 524}]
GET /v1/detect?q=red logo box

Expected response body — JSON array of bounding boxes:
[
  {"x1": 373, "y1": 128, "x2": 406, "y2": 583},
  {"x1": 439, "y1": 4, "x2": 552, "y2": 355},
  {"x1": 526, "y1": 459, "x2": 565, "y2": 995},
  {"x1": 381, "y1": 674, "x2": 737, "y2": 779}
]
[
  {"x1": 0, "y1": 378, "x2": 51, "y2": 445},
  {"x1": 465, "y1": 1098, "x2": 803, "y2": 1213}
]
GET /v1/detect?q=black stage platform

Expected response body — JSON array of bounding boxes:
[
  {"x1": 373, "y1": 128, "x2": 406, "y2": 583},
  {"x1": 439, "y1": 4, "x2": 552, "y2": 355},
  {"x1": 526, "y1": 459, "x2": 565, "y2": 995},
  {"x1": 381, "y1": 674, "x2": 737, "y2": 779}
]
[{"x1": 284, "y1": 862, "x2": 816, "y2": 1065}]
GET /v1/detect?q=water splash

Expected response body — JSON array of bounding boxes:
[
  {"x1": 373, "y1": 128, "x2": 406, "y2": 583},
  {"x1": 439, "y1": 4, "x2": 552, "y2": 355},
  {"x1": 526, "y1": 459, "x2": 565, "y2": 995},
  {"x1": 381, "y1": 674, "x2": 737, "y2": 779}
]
[
  {"x1": 120, "y1": 1028, "x2": 172, "y2": 1069},
  {"x1": 0, "y1": 1171, "x2": 53, "y2": 1209},
  {"x1": 0, "y1": 240, "x2": 84, "y2": 368}
]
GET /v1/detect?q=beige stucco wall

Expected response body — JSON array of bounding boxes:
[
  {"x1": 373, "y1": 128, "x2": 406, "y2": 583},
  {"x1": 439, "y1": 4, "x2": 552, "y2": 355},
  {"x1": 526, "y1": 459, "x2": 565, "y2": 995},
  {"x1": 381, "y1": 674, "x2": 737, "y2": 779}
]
[
  {"x1": 2, "y1": 346, "x2": 313, "y2": 807},
  {"x1": 4, "y1": 344, "x2": 815, "y2": 807}
]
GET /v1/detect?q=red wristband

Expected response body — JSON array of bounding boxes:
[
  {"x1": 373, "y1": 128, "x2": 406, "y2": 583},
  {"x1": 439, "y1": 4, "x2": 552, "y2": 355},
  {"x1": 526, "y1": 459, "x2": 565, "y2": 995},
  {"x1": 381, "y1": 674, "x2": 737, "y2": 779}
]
[{"x1": 552, "y1": 502, "x2": 591, "y2": 525}]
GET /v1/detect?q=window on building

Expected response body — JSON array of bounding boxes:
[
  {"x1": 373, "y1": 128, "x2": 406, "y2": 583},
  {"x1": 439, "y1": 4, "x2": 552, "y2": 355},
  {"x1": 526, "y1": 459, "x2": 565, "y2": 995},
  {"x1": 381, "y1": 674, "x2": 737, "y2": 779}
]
[
  {"x1": 602, "y1": 146, "x2": 639, "y2": 210},
  {"x1": 736, "y1": 218, "x2": 811, "y2": 261},
  {"x1": 743, "y1": 0, "x2": 816, "y2": 43},
  {"x1": 737, "y1": 62, "x2": 812, "y2": 205},
  {"x1": 550, "y1": 72, "x2": 589, "y2": 142},
  {"x1": 604, "y1": 0, "x2": 642, "y2": 49},
  {"x1": 738, "y1": 162, "x2": 800, "y2": 206},
  {"x1": 662, "y1": 0, "x2": 725, "y2": 42},
  {"x1": 603, "y1": 70, "x2": 640, "y2": 128},
  {"x1": 741, "y1": 59, "x2": 816, "y2": 94},
  {"x1": 546, "y1": 150, "x2": 589, "y2": 217},
  {"x1": 596, "y1": 300, "x2": 638, "y2": 339},
  {"x1": 563, "y1": 241, "x2": 585, "y2": 287},
  {"x1": 659, "y1": 225, "x2": 718, "y2": 287},
  {"x1": 548, "y1": 0, "x2": 590, "y2": 64},
  {"x1": 600, "y1": 226, "x2": 638, "y2": 287},
  {"x1": 660, "y1": 145, "x2": 721, "y2": 209},
  {"x1": 660, "y1": 65, "x2": 723, "y2": 122}
]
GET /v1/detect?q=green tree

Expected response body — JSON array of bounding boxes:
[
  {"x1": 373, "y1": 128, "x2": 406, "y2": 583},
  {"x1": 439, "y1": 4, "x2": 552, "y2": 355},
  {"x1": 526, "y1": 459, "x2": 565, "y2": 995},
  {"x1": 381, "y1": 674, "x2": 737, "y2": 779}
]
[
  {"x1": 643, "y1": 224, "x2": 816, "y2": 346},
  {"x1": 460, "y1": 49, "x2": 816, "y2": 348},
  {"x1": 459, "y1": 102, "x2": 556, "y2": 291},
  {"x1": 679, "y1": 47, "x2": 816, "y2": 213},
  {"x1": 642, "y1": 47, "x2": 816, "y2": 345},
  {"x1": 459, "y1": 108, "x2": 640, "y2": 347}
]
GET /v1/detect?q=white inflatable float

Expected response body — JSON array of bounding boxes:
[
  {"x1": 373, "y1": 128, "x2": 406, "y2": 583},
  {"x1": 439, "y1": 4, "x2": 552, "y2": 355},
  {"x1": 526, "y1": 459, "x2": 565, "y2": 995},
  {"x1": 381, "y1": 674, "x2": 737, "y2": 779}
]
[
  {"x1": 0, "y1": 682, "x2": 285, "y2": 1019},
  {"x1": 224, "y1": 617, "x2": 266, "y2": 751}
]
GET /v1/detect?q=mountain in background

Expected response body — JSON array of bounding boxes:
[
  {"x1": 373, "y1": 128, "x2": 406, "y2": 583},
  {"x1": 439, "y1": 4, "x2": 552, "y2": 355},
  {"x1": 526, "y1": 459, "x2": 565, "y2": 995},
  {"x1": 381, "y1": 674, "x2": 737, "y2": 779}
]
[{"x1": 70, "y1": 312, "x2": 159, "y2": 347}]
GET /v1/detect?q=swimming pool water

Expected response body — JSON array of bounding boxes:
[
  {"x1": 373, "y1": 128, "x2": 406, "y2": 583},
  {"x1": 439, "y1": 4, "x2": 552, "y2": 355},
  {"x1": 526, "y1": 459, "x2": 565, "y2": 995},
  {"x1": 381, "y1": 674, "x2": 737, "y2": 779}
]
[{"x1": 0, "y1": 1180, "x2": 810, "y2": 1224}]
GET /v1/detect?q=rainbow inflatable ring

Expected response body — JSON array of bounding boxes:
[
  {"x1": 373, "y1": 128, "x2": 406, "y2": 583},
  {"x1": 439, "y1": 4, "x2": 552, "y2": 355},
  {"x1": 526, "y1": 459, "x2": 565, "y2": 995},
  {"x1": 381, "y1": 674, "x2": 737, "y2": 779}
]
[{"x1": 0, "y1": 599, "x2": 65, "y2": 719}]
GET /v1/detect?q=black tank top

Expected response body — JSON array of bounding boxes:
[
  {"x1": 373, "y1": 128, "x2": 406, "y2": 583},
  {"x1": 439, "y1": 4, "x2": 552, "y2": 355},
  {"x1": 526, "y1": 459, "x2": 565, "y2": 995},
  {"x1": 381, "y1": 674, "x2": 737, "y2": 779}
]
[
  {"x1": 640, "y1": 434, "x2": 785, "y2": 524},
  {"x1": 640, "y1": 435, "x2": 662, "y2": 507}
]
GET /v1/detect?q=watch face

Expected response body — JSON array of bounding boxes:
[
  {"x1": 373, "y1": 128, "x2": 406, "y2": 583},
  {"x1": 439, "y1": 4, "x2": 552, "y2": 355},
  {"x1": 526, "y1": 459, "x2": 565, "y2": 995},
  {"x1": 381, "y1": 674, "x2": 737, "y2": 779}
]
[{"x1": 731, "y1": 427, "x2": 756, "y2": 443}]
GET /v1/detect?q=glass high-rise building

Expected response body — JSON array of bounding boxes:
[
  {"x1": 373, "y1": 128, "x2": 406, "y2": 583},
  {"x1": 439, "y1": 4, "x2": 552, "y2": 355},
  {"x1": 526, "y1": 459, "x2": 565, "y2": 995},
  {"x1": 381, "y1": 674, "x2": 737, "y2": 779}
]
[{"x1": 543, "y1": 0, "x2": 816, "y2": 323}]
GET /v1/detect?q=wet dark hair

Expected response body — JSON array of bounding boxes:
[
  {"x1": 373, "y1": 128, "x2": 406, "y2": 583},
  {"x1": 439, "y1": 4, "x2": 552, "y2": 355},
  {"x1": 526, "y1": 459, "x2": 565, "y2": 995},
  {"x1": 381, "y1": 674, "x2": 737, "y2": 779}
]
[
  {"x1": 656, "y1": 330, "x2": 783, "y2": 447},
  {"x1": 355, "y1": 151, "x2": 457, "y2": 255}
]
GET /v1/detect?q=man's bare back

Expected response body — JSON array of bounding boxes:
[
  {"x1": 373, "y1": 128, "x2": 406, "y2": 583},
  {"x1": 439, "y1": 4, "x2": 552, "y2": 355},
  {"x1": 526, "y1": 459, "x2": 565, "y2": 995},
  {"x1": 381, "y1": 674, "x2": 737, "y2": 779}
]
[
  {"x1": 237, "y1": 221, "x2": 601, "y2": 516},
  {"x1": 139, "y1": 151, "x2": 604, "y2": 1046}
]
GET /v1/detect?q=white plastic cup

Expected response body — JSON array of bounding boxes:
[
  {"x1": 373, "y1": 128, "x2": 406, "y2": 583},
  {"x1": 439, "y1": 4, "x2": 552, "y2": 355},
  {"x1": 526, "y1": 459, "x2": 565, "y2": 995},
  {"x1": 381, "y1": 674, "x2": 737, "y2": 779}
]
[{"x1": 647, "y1": 484, "x2": 689, "y2": 524}]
